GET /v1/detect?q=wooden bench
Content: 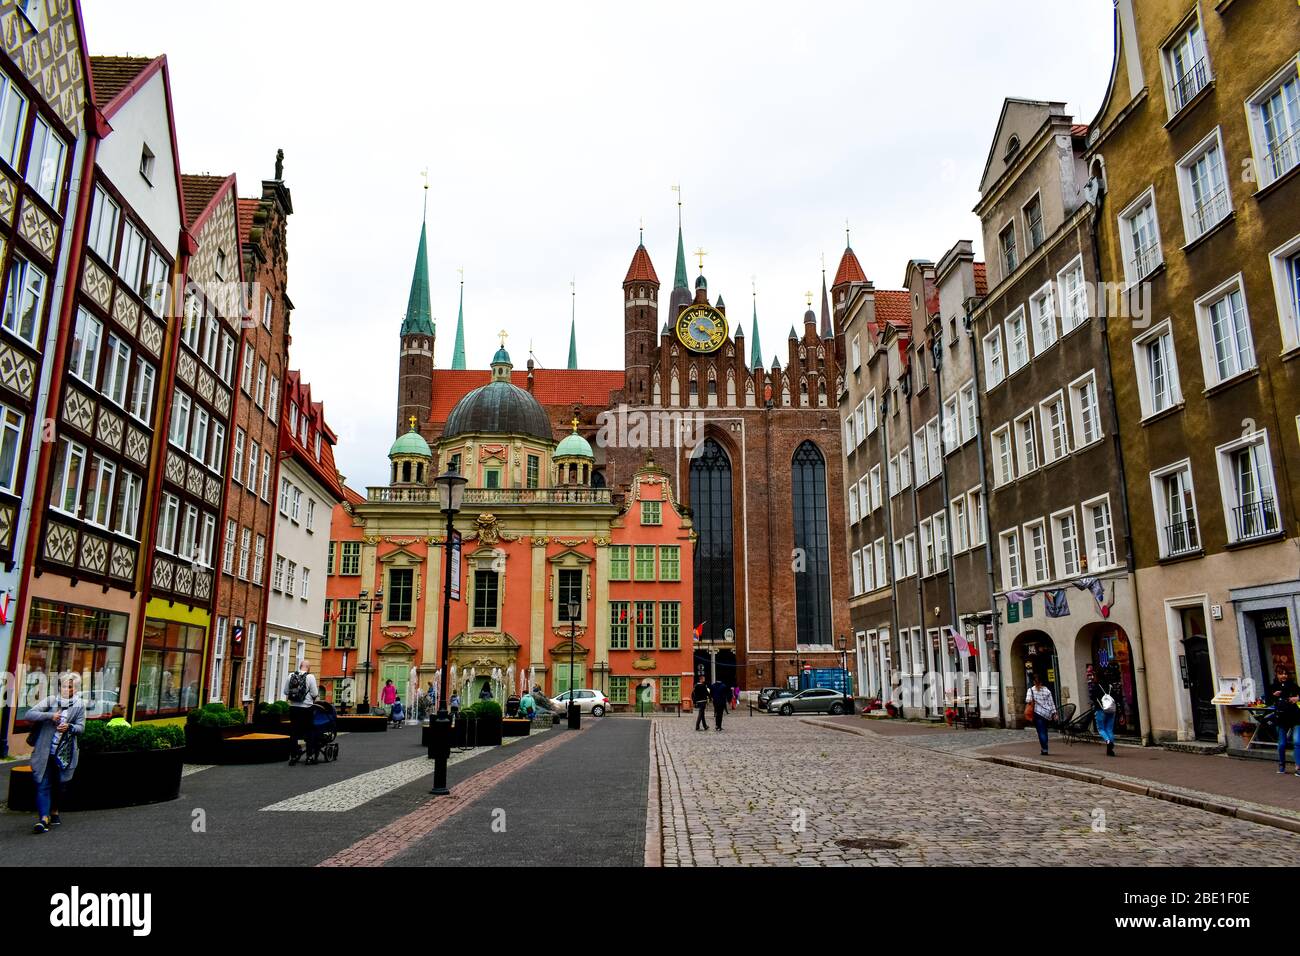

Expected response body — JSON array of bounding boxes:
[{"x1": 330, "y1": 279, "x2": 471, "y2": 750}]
[{"x1": 217, "y1": 733, "x2": 291, "y2": 764}]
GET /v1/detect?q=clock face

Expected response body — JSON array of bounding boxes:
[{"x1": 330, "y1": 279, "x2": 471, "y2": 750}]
[{"x1": 675, "y1": 305, "x2": 728, "y2": 354}]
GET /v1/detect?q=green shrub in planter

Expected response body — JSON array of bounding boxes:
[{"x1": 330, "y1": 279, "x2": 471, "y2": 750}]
[
  {"x1": 81, "y1": 721, "x2": 185, "y2": 756},
  {"x1": 466, "y1": 700, "x2": 502, "y2": 720},
  {"x1": 187, "y1": 702, "x2": 246, "y2": 728}
]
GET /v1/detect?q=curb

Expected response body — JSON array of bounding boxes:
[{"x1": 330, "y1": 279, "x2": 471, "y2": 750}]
[
  {"x1": 644, "y1": 721, "x2": 663, "y2": 868},
  {"x1": 978, "y1": 754, "x2": 1300, "y2": 835},
  {"x1": 800, "y1": 717, "x2": 875, "y2": 738}
]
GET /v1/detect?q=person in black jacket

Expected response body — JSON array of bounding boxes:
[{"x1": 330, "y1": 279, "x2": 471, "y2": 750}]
[
  {"x1": 1268, "y1": 664, "x2": 1300, "y2": 773},
  {"x1": 709, "y1": 679, "x2": 730, "y2": 731},
  {"x1": 691, "y1": 681, "x2": 710, "y2": 731}
]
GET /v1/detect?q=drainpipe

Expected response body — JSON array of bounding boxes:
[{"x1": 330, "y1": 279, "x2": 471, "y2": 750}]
[
  {"x1": 879, "y1": 387, "x2": 902, "y2": 713},
  {"x1": 1086, "y1": 191, "x2": 1154, "y2": 745},
  {"x1": 931, "y1": 336, "x2": 961, "y2": 704},
  {"x1": 964, "y1": 303, "x2": 1005, "y2": 728},
  {"x1": 901, "y1": 367, "x2": 928, "y2": 714}
]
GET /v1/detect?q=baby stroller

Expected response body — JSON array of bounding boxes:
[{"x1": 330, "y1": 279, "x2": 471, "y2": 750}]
[
  {"x1": 389, "y1": 698, "x2": 406, "y2": 729},
  {"x1": 298, "y1": 701, "x2": 339, "y2": 764}
]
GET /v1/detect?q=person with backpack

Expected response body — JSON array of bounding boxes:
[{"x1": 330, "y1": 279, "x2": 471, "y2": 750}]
[
  {"x1": 25, "y1": 672, "x2": 85, "y2": 833},
  {"x1": 1090, "y1": 665, "x2": 1119, "y2": 757},
  {"x1": 283, "y1": 659, "x2": 319, "y2": 762}
]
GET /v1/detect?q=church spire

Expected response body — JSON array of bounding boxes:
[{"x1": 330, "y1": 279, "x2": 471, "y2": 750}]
[
  {"x1": 451, "y1": 270, "x2": 466, "y2": 369},
  {"x1": 567, "y1": 280, "x2": 578, "y2": 369},
  {"x1": 400, "y1": 220, "x2": 435, "y2": 338},
  {"x1": 672, "y1": 184, "x2": 688, "y2": 291},
  {"x1": 750, "y1": 286, "x2": 763, "y2": 369},
  {"x1": 819, "y1": 260, "x2": 833, "y2": 338}
]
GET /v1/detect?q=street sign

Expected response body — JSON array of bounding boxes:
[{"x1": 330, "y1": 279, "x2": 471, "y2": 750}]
[{"x1": 449, "y1": 530, "x2": 462, "y2": 601}]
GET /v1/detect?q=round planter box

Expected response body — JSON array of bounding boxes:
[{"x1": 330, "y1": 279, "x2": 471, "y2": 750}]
[
  {"x1": 502, "y1": 719, "x2": 531, "y2": 738},
  {"x1": 7, "y1": 747, "x2": 184, "y2": 812},
  {"x1": 185, "y1": 722, "x2": 253, "y2": 762}
]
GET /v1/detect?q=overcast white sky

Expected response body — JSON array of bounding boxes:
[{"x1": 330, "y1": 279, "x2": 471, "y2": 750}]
[{"x1": 85, "y1": 1, "x2": 1115, "y2": 489}]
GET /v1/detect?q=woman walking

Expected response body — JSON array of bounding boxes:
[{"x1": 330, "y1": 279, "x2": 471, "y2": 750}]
[
  {"x1": 1090, "y1": 666, "x2": 1119, "y2": 757},
  {"x1": 25, "y1": 672, "x2": 86, "y2": 834},
  {"x1": 1268, "y1": 664, "x2": 1300, "y2": 773},
  {"x1": 1024, "y1": 673, "x2": 1057, "y2": 756}
]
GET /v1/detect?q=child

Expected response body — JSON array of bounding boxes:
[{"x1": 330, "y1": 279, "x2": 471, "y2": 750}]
[
  {"x1": 390, "y1": 696, "x2": 405, "y2": 726},
  {"x1": 107, "y1": 704, "x2": 130, "y2": 728}
]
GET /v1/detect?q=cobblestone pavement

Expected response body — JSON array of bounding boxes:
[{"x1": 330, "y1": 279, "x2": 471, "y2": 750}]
[{"x1": 652, "y1": 715, "x2": 1300, "y2": 866}]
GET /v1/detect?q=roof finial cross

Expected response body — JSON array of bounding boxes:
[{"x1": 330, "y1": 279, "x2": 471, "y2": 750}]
[
  {"x1": 421, "y1": 167, "x2": 429, "y2": 220},
  {"x1": 845, "y1": 218, "x2": 851, "y2": 248},
  {"x1": 672, "y1": 184, "x2": 682, "y2": 228},
  {"x1": 805, "y1": 290, "x2": 814, "y2": 307},
  {"x1": 694, "y1": 247, "x2": 708, "y2": 272},
  {"x1": 408, "y1": 415, "x2": 417, "y2": 432},
  {"x1": 498, "y1": 329, "x2": 509, "y2": 348}
]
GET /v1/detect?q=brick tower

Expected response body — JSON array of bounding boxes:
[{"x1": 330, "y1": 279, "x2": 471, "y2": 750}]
[
  {"x1": 397, "y1": 216, "x2": 435, "y2": 435},
  {"x1": 623, "y1": 232, "x2": 660, "y2": 406}
]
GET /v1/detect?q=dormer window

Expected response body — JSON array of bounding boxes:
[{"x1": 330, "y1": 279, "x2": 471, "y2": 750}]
[
  {"x1": 140, "y1": 144, "x2": 155, "y2": 184},
  {"x1": 1004, "y1": 135, "x2": 1020, "y2": 161}
]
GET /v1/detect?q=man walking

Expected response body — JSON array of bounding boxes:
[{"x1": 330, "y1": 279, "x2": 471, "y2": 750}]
[
  {"x1": 710, "y1": 678, "x2": 729, "y2": 732},
  {"x1": 284, "y1": 658, "x2": 319, "y2": 761},
  {"x1": 692, "y1": 680, "x2": 710, "y2": 731}
]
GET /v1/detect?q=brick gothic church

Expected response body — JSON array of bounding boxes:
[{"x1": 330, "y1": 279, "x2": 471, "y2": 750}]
[{"x1": 394, "y1": 218, "x2": 858, "y2": 691}]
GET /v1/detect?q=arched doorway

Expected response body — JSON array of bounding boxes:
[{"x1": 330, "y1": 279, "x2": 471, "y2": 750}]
[
  {"x1": 1077, "y1": 622, "x2": 1141, "y2": 737},
  {"x1": 1011, "y1": 631, "x2": 1059, "y2": 725}
]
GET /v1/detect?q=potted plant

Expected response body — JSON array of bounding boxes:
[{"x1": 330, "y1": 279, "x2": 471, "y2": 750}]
[
  {"x1": 253, "y1": 700, "x2": 291, "y2": 731},
  {"x1": 466, "y1": 700, "x2": 503, "y2": 746},
  {"x1": 184, "y1": 703, "x2": 252, "y2": 761},
  {"x1": 6, "y1": 722, "x2": 188, "y2": 812}
]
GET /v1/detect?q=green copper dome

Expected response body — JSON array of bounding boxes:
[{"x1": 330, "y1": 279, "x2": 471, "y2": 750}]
[
  {"x1": 389, "y1": 427, "x2": 432, "y2": 458},
  {"x1": 492, "y1": 346, "x2": 512, "y2": 365},
  {"x1": 555, "y1": 430, "x2": 593, "y2": 459}
]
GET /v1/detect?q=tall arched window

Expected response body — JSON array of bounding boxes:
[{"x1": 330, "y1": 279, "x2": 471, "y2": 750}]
[
  {"x1": 792, "y1": 441, "x2": 831, "y2": 646},
  {"x1": 690, "y1": 438, "x2": 734, "y2": 645}
]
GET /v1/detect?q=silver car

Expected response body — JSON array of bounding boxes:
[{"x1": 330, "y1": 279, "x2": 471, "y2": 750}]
[
  {"x1": 769, "y1": 687, "x2": 850, "y2": 716},
  {"x1": 552, "y1": 688, "x2": 610, "y2": 717}
]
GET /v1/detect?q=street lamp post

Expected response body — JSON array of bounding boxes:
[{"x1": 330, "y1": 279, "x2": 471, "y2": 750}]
[
  {"x1": 358, "y1": 587, "x2": 383, "y2": 714},
  {"x1": 430, "y1": 463, "x2": 468, "y2": 796},
  {"x1": 567, "y1": 598, "x2": 581, "y2": 730}
]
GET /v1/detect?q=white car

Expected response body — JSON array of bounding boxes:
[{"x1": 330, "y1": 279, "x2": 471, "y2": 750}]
[{"x1": 552, "y1": 689, "x2": 610, "y2": 717}]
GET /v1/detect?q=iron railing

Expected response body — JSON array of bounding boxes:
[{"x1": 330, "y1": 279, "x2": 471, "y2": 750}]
[
  {"x1": 1263, "y1": 126, "x2": 1300, "y2": 184},
  {"x1": 1188, "y1": 186, "x2": 1230, "y2": 237},
  {"x1": 1232, "y1": 497, "x2": 1279, "y2": 541},
  {"x1": 1170, "y1": 57, "x2": 1209, "y2": 112},
  {"x1": 1129, "y1": 241, "x2": 1162, "y2": 280},
  {"x1": 1163, "y1": 519, "x2": 1200, "y2": 556},
  {"x1": 366, "y1": 485, "x2": 613, "y2": 505}
]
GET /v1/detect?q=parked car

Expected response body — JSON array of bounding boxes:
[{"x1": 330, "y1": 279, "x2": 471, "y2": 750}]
[
  {"x1": 552, "y1": 688, "x2": 610, "y2": 716},
  {"x1": 757, "y1": 687, "x2": 794, "y2": 709},
  {"x1": 769, "y1": 687, "x2": 849, "y2": 716}
]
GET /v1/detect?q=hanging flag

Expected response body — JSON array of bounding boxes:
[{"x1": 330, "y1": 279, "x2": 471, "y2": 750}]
[
  {"x1": 1045, "y1": 589, "x2": 1070, "y2": 618},
  {"x1": 0, "y1": 590, "x2": 9, "y2": 626},
  {"x1": 947, "y1": 626, "x2": 971, "y2": 658},
  {"x1": 693, "y1": 621, "x2": 706, "y2": 642}
]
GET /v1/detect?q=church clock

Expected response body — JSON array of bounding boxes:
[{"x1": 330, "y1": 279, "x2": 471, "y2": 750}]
[{"x1": 675, "y1": 304, "x2": 728, "y2": 354}]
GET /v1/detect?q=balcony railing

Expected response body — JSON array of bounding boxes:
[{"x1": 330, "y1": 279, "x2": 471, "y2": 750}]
[
  {"x1": 1129, "y1": 242, "x2": 1162, "y2": 281},
  {"x1": 366, "y1": 486, "x2": 613, "y2": 506},
  {"x1": 1170, "y1": 57, "x2": 1209, "y2": 113},
  {"x1": 1263, "y1": 127, "x2": 1300, "y2": 185},
  {"x1": 1232, "y1": 497, "x2": 1279, "y2": 541},
  {"x1": 1188, "y1": 186, "x2": 1230, "y2": 238},
  {"x1": 1163, "y1": 519, "x2": 1200, "y2": 557}
]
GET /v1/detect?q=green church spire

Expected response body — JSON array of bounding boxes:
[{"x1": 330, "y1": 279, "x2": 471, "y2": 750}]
[
  {"x1": 567, "y1": 281, "x2": 578, "y2": 369},
  {"x1": 451, "y1": 273, "x2": 466, "y2": 369},
  {"x1": 400, "y1": 220, "x2": 435, "y2": 338},
  {"x1": 749, "y1": 291, "x2": 763, "y2": 368},
  {"x1": 673, "y1": 222, "x2": 688, "y2": 290}
]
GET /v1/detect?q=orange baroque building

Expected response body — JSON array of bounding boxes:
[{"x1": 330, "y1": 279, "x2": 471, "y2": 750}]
[{"x1": 324, "y1": 343, "x2": 695, "y2": 713}]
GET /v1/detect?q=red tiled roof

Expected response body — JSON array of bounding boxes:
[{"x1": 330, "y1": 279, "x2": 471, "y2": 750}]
[
  {"x1": 89, "y1": 55, "x2": 156, "y2": 110},
  {"x1": 342, "y1": 484, "x2": 366, "y2": 506},
  {"x1": 974, "y1": 262, "x2": 988, "y2": 296},
  {"x1": 237, "y1": 199, "x2": 260, "y2": 244},
  {"x1": 624, "y1": 244, "x2": 659, "y2": 285},
  {"x1": 874, "y1": 290, "x2": 912, "y2": 330},
  {"x1": 180, "y1": 174, "x2": 232, "y2": 230},
  {"x1": 281, "y1": 370, "x2": 347, "y2": 502},
  {"x1": 429, "y1": 368, "x2": 624, "y2": 426},
  {"x1": 1071, "y1": 124, "x2": 1089, "y2": 138},
  {"x1": 832, "y1": 246, "x2": 867, "y2": 287}
]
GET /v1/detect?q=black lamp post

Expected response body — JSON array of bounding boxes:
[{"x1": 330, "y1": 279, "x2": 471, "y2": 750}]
[
  {"x1": 566, "y1": 598, "x2": 581, "y2": 729},
  {"x1": 430, "y1": 462, "x2": 467, "y2": 796},
  {"x1": 358, "y1": 586, "x2": 383, "y2": 713}
]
